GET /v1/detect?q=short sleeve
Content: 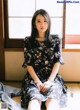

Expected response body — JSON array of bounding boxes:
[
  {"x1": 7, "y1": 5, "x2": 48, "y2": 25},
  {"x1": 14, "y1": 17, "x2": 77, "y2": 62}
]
[
  {"x1": 53, "y1": 36, "x2": 64, "y2": 65},
  {"x1": 22, "y1": 37, "x2": 32, "y2": 68}
]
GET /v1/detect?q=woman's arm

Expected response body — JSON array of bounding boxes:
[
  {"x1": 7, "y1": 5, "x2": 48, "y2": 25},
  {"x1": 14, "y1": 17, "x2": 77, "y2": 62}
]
[
  {"x1": 48, "y1": 36, "x2": 63, "y2": 82},
  {"x1": 27, "y1": 65, "x2": 44, "y2": 90},
  {"x1": 41, "y1": 62, "x2": 60, "y2": 93},
  {"x1": 27, "y1": 65, "x2": 40, "y2": 83},
  {"x1": 48, "y1": 62, "x2": 60, "y2": 82}
]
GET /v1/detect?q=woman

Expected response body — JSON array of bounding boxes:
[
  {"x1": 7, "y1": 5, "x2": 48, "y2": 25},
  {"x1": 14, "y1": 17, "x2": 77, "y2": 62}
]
[{"x1": 21, "y1": 9, "x2": 67, "y2": 110}]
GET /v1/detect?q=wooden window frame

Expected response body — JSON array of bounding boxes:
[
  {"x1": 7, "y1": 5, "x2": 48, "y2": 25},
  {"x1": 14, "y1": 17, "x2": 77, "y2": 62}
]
[
  {"x1": 0, "y1": 0, "x2": 5, "y2": 81},
  {"x1": 4, "y1": 0, "x2": 23, "y2": 48},
  {"x1": 64, "y1": 2, "x2": 80, "y2": 45},
  {"x1": 62, "y1": 1, "x2": 66, "y2": 48},
  {"x1": 4, "y1": 0, "x2": 65, "y2": 48}
]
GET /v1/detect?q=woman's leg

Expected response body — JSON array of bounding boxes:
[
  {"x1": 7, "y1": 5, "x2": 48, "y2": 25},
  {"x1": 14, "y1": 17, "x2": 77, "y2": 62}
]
[
  {"x1": 45, "y1": 98, "x2": 60, "y2": 110},
  {"x1": 28, "y1": 99, "x2": 41, "y2": 110}
]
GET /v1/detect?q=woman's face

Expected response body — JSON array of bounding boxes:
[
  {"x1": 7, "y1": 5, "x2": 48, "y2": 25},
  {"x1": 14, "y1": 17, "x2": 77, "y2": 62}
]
[{"x1": 35, "y1": 14, "x2": 48, "y2": 35}]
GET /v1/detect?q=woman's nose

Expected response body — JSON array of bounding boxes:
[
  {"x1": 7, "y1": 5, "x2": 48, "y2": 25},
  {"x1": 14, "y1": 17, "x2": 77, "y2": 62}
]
[{"x1": 41, "y1": 22, "x2": 44, "y2": 26}]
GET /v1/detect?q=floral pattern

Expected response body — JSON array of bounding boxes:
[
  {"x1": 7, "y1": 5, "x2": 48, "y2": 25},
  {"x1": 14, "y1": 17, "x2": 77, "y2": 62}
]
[{"x1": 21, "y1": 35, "x2": 67, "y2": 108}]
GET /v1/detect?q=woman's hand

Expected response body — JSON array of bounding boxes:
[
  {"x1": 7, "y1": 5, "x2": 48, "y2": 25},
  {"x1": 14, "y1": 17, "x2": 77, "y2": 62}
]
[
  {"x1": 41, "y1": 80, "x2": 52, "y2": 93},
  {"x1": 36, "y1": 81, "x2": 44, "y2": 91}
]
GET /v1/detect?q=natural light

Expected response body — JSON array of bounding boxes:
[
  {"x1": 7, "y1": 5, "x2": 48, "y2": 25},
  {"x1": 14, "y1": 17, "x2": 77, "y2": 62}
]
[
  {"x1": 8, "y1": 0, "x2": 63, "y2": 39},
  {"x1": 61, "y1": 86, "x2": 80, "y2": 110},
  {"x1": 65, "y1": 2, "x2": 80, "y2": 49},
  {"x1": 65, "y1": 44, "x2": 80, "y2": 49}
]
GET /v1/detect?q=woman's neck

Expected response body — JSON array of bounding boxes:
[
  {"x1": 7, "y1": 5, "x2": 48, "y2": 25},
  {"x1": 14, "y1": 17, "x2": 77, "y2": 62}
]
[{"x1": 37, "y1": 33, "x2": 45, "y2": 41}]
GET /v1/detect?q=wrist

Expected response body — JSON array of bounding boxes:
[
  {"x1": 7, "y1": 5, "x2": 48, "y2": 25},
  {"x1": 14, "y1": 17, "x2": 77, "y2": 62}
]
[
  {"x1": 44, "y1": 80, "x2": 52, "y2": 86},
  {"x1": 35, "y1": 80, "x2": 41, "y2": 84},
  {"x1": 48, "y1": 78, "x2": 54, "y2": 82},
  {"x1": 48, "y1": 79, "x2": 53, "y2": 83},
  {"x1": 47, "y1": 80, "x2": 52, "y2": 84}
]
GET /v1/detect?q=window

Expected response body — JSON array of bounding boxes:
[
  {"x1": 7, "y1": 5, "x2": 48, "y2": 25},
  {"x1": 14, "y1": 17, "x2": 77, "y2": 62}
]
[
  {"x1": 65, "y1": 2, "x2": 80, "y2": 49},
  {"x1": 4, "y1": 0, "x2": 64, "y2": 48}
]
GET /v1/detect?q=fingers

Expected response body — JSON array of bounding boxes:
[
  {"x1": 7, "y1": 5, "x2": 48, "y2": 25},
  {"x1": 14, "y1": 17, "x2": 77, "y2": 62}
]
[
  {"x1": 40, "y1": 81, "x2": 52, "y2": 93},
  {"x1": 36, "y1": 82, "x2": 44, "y2": 91},
  {"x1": 40, "y1": 85, "x2": 48, "y2": 93},
  {"x1": 37, "y1": 82, "x2": 48, "y2": 93},
  {"x1": 36, "y1": 81, "x2": 52, "y2": 93}
]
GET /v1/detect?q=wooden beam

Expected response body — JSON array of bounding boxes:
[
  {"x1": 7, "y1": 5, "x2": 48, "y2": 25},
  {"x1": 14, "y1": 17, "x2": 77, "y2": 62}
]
[
  {"x1": 62, "y1": 0, "x2": 66, "y2": 48},
  {"x1": 0, "y1": 0, "x2": 5, "y2": 81}
]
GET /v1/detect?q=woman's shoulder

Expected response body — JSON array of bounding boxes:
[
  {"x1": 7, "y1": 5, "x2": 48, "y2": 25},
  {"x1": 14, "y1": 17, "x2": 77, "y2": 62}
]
[
  {"x1": 50, "y1": 34, "x2": 60, "y2": 40},
  {"x1": 24, "y1": 36, "x2": 31, "y2": 42},
  {"x1": 23, "y1": 36, "x2": 32, "y2": 48},
  {"x1": 24, "y1": 36, "x2": 39, "y2": 48},
  {"x1": 49, "y1": 34, "x2": 61, "y2": 44}
]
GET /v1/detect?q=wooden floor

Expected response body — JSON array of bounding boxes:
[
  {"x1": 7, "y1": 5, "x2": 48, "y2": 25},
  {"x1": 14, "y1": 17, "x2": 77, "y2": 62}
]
[{"x1": 3, "y1": 82, "x2": 80, "y2": 110}]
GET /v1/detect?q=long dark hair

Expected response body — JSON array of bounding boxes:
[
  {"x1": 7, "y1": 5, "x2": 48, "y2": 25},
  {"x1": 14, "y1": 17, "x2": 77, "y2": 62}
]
[{"x1": 30, "y1": 9, "x2": 51, "y2": 41}]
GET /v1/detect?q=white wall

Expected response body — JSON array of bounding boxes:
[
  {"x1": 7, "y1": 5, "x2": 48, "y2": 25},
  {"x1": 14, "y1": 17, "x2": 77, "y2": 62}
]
[{"x1": 5, "y1": 51, "x2": 80, "y2": 81}]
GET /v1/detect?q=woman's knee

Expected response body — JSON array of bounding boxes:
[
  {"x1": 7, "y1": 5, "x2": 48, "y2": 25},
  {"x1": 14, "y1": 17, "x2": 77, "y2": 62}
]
[
  {"x1": 28, "y1": 99, "x2": 41, "y2": 110},
  {"x1": 45, "y1": 98, "x2": 60, "y2": 110}
]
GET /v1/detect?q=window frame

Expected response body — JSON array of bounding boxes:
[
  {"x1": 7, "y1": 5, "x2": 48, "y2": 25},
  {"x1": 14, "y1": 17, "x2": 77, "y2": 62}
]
[
  {"x1": 4, "y1": 0, "x2": 65, "y2": 48},
  {"x1": 4, "y1": 0, "x2": 23, "y2": 48},
  {"x1": 0, "y1": 0, "x2": 5, "y2": 80},
  {"x1": 65, "y1": 1, "x2": 80, "y2": 45}
]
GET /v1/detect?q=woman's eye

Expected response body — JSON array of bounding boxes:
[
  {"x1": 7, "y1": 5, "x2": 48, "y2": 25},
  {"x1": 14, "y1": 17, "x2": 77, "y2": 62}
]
[
  {"x1": 37, "y1": 20, "x2": 41, "y2": 23},
  {"x1": 44, "y1": 20, "x2": 47, "y2": 22},
  {"x1": 36, "y1": 20, "x2": 47, "y2": 23}
]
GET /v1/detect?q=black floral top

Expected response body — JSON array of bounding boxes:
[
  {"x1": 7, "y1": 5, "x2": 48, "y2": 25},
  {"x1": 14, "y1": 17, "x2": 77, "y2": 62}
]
[{"x1": 22, "y1": 34, "x2": 64, "y2": 82}]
